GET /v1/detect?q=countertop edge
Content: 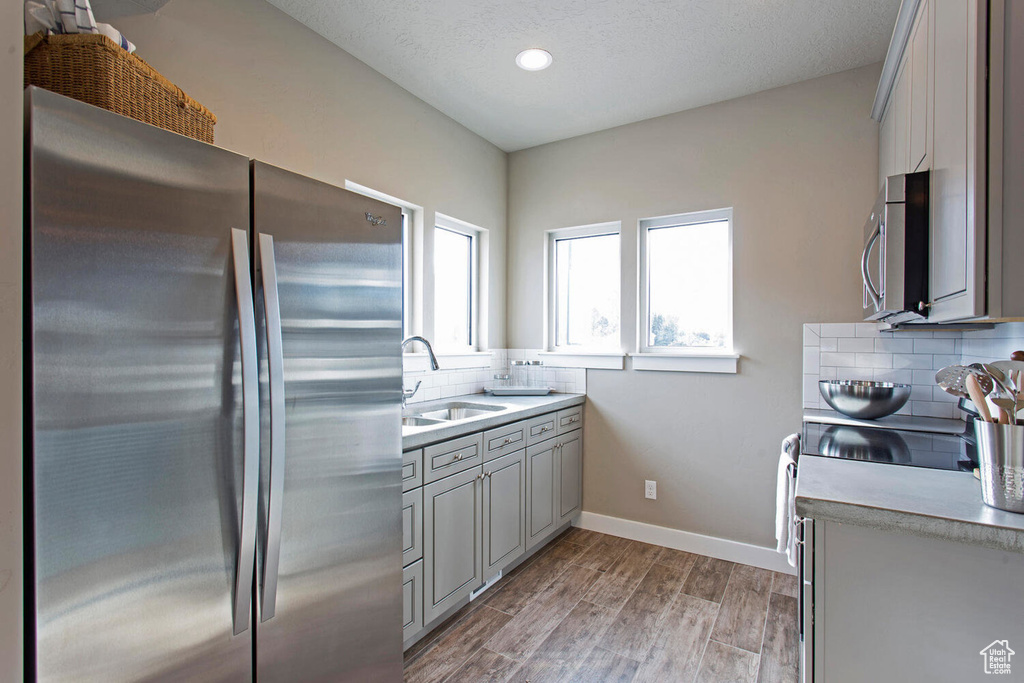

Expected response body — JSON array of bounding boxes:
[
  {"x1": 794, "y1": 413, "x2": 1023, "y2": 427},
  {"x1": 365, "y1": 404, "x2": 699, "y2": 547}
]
[
  {"x1": 402, "y1": 393, "x2": 586, "y2": 450},
  {"x1": 796, "y1": 496, "x2": 1024, "y2": 554}
]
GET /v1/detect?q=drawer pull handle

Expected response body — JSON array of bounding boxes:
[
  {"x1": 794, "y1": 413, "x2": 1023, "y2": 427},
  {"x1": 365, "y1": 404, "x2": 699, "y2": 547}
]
[
  {"x1": 453, "y1": 453, "x2": 463, "y2": 461},
  {"x1": 568, "y1": 417, "x2": 579, "y2": 423},
  {"x1": 540, "y1": 426, "x2": 551, "y2": 433},
  {"x1": 502, "y1": 438, "x2": 512, "y2": 445}
]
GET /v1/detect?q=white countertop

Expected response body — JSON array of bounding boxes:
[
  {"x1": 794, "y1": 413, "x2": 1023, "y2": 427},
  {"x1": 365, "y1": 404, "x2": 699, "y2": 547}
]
[
  {"x1": 402, "y1": 393, "x2": 586, "y2": 450},
  {"x1": 795, "y1": 454, "x2": 1024, "y2": 553}
]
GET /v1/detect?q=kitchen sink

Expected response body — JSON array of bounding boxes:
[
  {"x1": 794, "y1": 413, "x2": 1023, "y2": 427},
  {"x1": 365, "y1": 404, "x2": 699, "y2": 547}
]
[
  {"x1": 408, "y1": 401, "x2": 505, "y2": 422},
  {"x1": 402, "y1": 416, "x2": 444, "y2": 427}
]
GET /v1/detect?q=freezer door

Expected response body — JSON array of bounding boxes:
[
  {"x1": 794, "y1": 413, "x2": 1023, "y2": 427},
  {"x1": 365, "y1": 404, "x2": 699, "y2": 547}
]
[
  {"x1": 26, "y1": 88, "x2": 254, "y2": 681},
  {"x1": 252, "y1": 161, "x2": 404, "y2": 682}
]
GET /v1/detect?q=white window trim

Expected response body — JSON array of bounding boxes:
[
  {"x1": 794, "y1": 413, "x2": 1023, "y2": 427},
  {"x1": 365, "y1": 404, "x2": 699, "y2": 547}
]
[
  {"x1": 637, "y1": 207, "x2": 737, "y2": 373},
  {"x1": 435, "y1": 213, "x2": 484, "y2": 353},
  {"x1": 545, "y1": 221, "x2": 622, "y2": 358},
  {"x1": 538, "y1": 351, "x2": 625, "y2": 370},
  {"x1": 344, "y1": 181, "x2": 420, "y2": 339}
]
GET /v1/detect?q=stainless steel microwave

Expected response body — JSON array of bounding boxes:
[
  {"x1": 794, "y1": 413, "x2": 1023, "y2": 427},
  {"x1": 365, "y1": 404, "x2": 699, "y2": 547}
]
[{"x1": 861, "y1": 171, "x2": 929, "y2": 323}]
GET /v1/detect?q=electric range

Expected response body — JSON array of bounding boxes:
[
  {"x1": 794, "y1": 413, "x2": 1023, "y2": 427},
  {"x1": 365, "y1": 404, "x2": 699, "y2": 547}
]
[{"x1": 801, "y1": 420, "x2": 977, "y2": 471}]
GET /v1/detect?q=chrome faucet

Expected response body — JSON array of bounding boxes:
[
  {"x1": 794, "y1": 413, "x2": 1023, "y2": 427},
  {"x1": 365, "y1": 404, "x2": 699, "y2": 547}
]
[{"x1": 401, "y1": 336, "x2": 440, "y2": 407}]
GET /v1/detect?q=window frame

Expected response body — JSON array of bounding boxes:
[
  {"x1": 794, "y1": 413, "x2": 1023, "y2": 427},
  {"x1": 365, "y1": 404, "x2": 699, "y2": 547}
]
[
  {"x1": 637, "y1": 207, "x2": 735, "y2": 357},
  {"x1": 433, "y1": 214, "x2": 481, "y2": 352},
  {"x1": 546, "y1": 222, "x2": 622, "y2": 354}
]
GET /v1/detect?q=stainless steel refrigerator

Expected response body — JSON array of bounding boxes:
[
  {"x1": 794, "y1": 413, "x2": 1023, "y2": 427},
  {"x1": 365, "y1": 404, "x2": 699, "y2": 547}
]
[{"x1": 26, "y1": 86, "x2": 404, "y2": 682}]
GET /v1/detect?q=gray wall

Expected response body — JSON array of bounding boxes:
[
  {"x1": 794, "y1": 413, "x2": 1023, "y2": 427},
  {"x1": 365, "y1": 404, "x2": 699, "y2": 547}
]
[
  {"x1": 507, "y1": 64, "x2": 880, "y2": 548},
  {"x1": 115, "y1": 0, "x2": 509, "y2": 349},
  {"x1": 0, "y1": 0, "x2": 23, "y2": 676}
]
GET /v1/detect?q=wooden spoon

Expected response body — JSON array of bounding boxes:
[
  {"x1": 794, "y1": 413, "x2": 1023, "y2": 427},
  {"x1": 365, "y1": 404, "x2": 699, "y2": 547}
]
[{"x1": 966, "y1": 372, "x2": 993, "y2": 423}]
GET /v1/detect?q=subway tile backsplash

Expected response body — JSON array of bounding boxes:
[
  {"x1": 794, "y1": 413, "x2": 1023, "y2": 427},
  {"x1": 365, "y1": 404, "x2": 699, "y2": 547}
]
[
  {"x1": 403, "y1": 349, "x2": 587, "y2": 405},
  {"x1": 803, "y1": 321, "x2": 1024, "y2": 420},
  {"x1": 804, "y1": 323, "x2": 961, "y2": 419}
]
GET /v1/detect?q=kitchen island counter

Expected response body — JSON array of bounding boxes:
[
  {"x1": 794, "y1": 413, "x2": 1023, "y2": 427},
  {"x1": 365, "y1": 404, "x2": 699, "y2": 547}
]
[{"x1": 796, "y1": 454, "x2": 1024, "y2": 553}]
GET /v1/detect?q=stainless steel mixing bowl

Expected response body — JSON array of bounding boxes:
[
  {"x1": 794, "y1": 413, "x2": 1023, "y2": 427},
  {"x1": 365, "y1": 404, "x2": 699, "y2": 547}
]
[{"x1": 818, "y1": 380, "x2": 912, "y2": 420}]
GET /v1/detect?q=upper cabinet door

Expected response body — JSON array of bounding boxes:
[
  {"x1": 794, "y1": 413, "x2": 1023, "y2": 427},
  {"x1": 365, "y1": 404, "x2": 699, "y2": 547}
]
[
  {"x1": 892, "y1": 60, "x2": 911, "y2": 176},
  {"x1": 879, "y1": 102, "x2": 896, "y2": 190},
  {"x1": 909, "y1": 0, "x2": 931, "y2": 172},
  {"x1": 929, "y1": 0, "x2": 986, "y2": 321}
]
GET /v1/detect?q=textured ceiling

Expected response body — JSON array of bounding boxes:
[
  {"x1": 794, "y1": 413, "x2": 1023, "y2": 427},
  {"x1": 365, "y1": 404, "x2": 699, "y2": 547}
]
[{"x1": 265, "y1": 0, "x2": 900, "y2": 152}]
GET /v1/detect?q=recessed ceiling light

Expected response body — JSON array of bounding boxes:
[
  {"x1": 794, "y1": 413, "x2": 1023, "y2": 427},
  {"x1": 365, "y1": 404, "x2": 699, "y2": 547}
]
[{"x1": 515, "y1": 48, "x2": 552, "y2": 71}]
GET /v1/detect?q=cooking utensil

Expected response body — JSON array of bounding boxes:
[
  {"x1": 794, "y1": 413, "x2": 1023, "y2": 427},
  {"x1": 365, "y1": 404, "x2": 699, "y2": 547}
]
[
  {"x1": 966, "y1": 372, "x2": 994, "y2": 423},
  {"x1": 935, "y1": 365, "x2": 994, "y2": 398},
  {"x1": 818, "y1": 380, "x2": 911, "y2": 420}
]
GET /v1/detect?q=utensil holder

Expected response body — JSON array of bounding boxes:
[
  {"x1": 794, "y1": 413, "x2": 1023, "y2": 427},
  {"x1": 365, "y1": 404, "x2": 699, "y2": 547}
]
[{"x1": 974, "y1": 421, "x2": 1024, "y2": 514}]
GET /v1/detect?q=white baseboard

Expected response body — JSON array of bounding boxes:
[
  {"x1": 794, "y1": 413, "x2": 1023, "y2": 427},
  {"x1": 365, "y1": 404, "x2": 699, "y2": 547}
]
[{"x1": 576, "y1": 511, "x2": 796, "y2": 575}]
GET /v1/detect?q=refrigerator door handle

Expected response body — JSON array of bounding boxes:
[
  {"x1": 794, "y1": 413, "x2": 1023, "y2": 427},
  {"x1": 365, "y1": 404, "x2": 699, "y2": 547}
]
[
  {"x1": 258, "y1": 232, "x2": 287, "y2": 621},
  {"x1": 231, "y1": 228, "x2": 260, "y2": 636}
]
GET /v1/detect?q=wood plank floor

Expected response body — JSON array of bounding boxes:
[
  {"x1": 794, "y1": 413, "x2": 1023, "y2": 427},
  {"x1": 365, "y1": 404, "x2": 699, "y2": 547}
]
[{"x1": 404, "y1": 529, "x2": 799, "y2": 683}]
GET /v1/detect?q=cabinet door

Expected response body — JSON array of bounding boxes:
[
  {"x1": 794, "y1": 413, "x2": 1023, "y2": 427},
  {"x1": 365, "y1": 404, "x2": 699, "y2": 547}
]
[
  {"x1": 908, "y1": 0, "x2": 930, "y2": 172},
  {"x1": 525, "y1": 440, "x2": 557, "y2": 549},
  {"x1": 482, "y1": 450, "x2": 526, "y2": 576},
  {"x1": 929, "y1": 0, "x2": 986, "y2": 321},
  {"x1": 402, "y1": 560, "x2": 423, "y2": 645},
  {"x1": 557, "y1": 430, "x2": 583, "y2": 524},
  {"x1": 423, "y1": 466, "x2": 483, "y2": 623},
  {"x1": 402, "y1": 488, "x2": 422, "y2": 567},
  {"x1": 892, "y1": 59, "x2": 911, "y2": 175},
  {"x1": 879, "y1": 103, "x2": 896, "y2": 190}
]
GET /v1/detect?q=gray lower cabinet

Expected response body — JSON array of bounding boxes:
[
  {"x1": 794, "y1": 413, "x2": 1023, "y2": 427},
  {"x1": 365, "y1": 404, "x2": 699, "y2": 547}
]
[
  {"x1": 557, "y1": 429, "x2": 582, "y2": 524},
  {"x1": 526, "y1": 439, "x2": 557, "y2": 549},
  {"x1": 402, "y1": 488, "x2": 422, "y2": 566},
  {"x1": 402, "y1": 560, "x2": 423, "y2": 643},
  {"x1": 406, "y1": 403, "x2": 584, "y2": 649},
  {"x1": 483, "y1": 449, "x2": 526, "y2": 575},
  {"x1": 423, "y1": 465, "x2": 483, "y2": 624}
]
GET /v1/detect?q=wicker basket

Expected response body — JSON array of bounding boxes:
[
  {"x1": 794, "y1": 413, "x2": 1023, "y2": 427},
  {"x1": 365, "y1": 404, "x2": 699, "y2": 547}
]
[{"x1": 24, "y1": 32, "x2": 216, "y2": 143}]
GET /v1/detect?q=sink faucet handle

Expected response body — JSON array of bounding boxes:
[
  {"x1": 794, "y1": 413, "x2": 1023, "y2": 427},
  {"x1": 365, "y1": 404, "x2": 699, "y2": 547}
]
[{"x1": 402, "y1": 380, "x2": 422, "y2": 407}]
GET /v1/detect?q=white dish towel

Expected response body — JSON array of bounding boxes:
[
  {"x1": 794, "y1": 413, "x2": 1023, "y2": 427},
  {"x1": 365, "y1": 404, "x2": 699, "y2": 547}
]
[{"x1": 775, "y1": 433, "x2": 800, "y2": 568}]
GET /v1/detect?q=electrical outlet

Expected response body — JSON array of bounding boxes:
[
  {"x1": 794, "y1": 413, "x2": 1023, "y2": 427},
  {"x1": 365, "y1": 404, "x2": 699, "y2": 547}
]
[{"x1": 645, "y1": 480, "x2": 657, "y2": 500}]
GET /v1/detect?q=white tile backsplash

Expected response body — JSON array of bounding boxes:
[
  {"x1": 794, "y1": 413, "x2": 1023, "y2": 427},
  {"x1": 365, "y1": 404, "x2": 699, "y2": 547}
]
[
  {"x1": 803, "y1": 321, "x2": 1024, "y2": 419},
  {"x1": 404, "y1": 349, "x2": 587, "y2": 404}
]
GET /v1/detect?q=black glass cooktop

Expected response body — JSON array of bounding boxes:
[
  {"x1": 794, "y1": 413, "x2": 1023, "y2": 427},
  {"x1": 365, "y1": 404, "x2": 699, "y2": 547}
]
[{"x1": 801, "y1": 421, "x2": 976, "y2": 471}]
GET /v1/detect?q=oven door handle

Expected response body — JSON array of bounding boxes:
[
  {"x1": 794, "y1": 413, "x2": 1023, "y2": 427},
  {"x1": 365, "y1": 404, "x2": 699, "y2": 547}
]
[{"x1": 861, "y1": 222, "x2": 882, "y2": 309}]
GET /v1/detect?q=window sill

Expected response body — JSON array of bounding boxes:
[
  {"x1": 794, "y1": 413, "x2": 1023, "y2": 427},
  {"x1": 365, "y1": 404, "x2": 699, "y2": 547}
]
[
  {"x1": 404, "y1": 351, "x2": 492, "y2": 372},
  {"x1": 630, "y1": 351, "x2": 740, "y2": 374},
  {"x1": 538, "y1": 351, "x2": 625, "y2": 370}
]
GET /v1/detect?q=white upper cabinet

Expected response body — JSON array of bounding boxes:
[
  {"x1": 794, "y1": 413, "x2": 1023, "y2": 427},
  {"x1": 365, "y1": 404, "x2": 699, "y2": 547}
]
[
  {"x1": 908, "y1": 0, "x2": 930, "y2": 173},
  {"x1": 874, "y1": 0, "x2": 993, "y2": 322}
]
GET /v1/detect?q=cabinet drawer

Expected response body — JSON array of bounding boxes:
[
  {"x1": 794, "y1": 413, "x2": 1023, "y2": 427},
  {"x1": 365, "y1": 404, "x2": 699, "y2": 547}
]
[
  {"x1": 483, "y1": 420, "x2": 527, "y2": 462},
  {"x1": 424, "y1": 433, "x2": 483, "y2": 483},
  {"x1": 402, "y1": 449, "x2": 423, "y2": 492},
  {"x1": 556, "y1": 406, "x2": 583, "y2": 435},
  {"x1": 526, "y1": 413, "x2": 557, "y2": 445},
  {"x1": 403, "y1": 560, "x2": 424, "y2": 645},
  {"x1": 402, "y1": 488, "x2": 423, "y2": 566}
]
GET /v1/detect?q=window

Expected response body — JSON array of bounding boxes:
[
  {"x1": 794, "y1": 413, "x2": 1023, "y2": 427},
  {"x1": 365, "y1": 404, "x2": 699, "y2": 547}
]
[
  {"x1": 433, "y1": 216, "x2": 479, "y2": 350},
  {"x1": 639, "y1": 208, "x2": 733, "y2": 354},
  {"x1": 344, "y1": 181, "x2": 417, "y2": 338},
  {"x1": 548, "y1": 223, "x2": 620, "y2": 352}
]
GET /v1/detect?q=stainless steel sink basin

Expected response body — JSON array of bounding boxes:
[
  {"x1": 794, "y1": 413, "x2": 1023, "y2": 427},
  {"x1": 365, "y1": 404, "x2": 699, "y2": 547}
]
[
  {"x1": 401, "y1": 416, "x2": 444, "y2": 427},
  {"x1": 410, "y1": 401, "x2": 505, "y2": 422}
]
